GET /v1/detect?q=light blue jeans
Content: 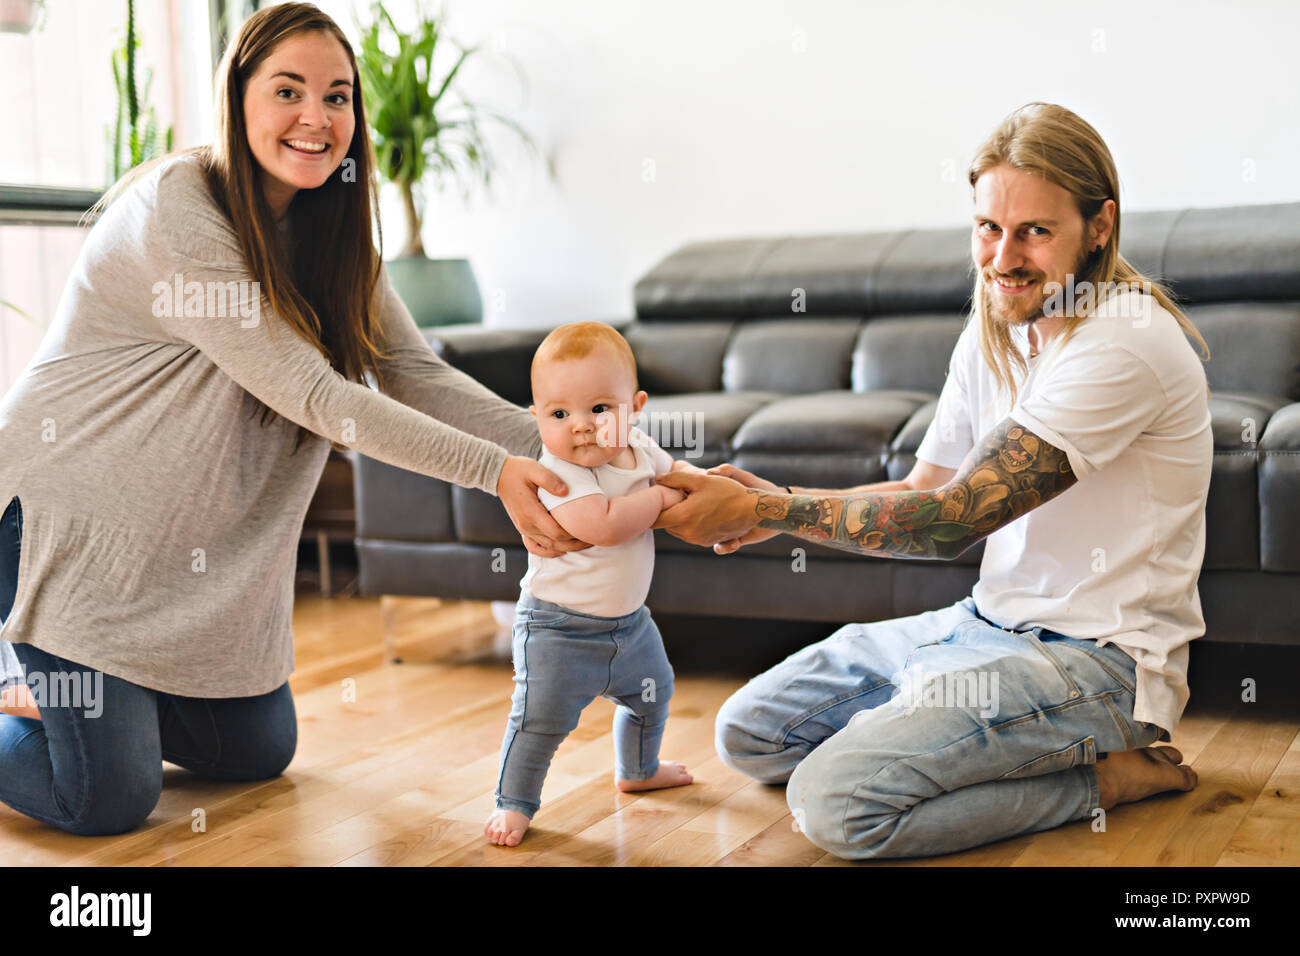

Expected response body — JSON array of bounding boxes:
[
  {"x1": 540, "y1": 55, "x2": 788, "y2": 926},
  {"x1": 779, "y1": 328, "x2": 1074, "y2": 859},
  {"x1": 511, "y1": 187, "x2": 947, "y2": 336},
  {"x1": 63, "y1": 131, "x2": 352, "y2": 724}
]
[
  {"x1": 494, "y1": 591, "x2": 675, "y2": 818},
  {"x1": 715, "y1": 595, "x2": 1166, "y2": 860}
]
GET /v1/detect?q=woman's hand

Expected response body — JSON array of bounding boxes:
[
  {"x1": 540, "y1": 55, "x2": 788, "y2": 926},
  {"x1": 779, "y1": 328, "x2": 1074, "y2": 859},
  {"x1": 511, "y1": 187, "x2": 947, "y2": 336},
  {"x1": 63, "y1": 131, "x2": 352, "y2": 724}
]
[
  {"x1": 496, "y1": 456, "x2": 592, "y2": 558},
  {"x1": 651, "y1": 471, "x2": 763, "y2": 547},
  {"x1": 704, "y1": 463, "x2": 785, "y2": 553}
]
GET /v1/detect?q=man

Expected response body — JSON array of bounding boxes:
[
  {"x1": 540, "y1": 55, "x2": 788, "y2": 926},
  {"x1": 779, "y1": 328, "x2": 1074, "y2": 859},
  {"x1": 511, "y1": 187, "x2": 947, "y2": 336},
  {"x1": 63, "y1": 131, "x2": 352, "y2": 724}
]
[{"x1": 654, "y1": 102, "x2": 1211, "y2": 860}]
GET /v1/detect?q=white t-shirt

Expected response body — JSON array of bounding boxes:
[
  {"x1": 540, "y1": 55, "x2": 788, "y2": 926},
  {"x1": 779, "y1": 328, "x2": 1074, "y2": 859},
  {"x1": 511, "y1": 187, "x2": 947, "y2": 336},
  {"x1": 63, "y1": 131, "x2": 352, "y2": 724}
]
[
  {"x1": 520, "y1": 428, "x2": 675, "y2": 618},
  {"x1": 915, "y1": 290, "x2": 1213, "y2": 738}
]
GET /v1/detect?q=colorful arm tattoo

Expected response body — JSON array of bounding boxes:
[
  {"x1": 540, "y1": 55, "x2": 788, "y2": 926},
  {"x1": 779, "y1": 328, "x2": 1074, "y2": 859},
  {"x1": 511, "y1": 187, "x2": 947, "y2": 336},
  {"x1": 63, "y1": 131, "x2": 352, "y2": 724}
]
[{"x1": 748, "y1": 417, "x2": 1077, "y2": 560}]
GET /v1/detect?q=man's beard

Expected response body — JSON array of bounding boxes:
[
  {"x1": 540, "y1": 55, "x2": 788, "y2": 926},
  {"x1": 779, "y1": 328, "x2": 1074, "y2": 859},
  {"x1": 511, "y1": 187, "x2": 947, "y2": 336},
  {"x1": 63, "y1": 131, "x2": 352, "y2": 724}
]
[
  {"x1": 981, "y1": 275, "x2": 1045, "y2": 327},
  {"x1": 981, "y1": 246, "x2": 1092, "y2": 327}
]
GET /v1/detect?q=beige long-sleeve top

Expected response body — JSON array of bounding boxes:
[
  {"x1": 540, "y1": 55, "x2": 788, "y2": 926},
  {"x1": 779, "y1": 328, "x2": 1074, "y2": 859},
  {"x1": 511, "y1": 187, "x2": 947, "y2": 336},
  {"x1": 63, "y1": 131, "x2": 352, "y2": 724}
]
[{"x1": 0, "y1": 153, "x2": 540, "y2": 697}]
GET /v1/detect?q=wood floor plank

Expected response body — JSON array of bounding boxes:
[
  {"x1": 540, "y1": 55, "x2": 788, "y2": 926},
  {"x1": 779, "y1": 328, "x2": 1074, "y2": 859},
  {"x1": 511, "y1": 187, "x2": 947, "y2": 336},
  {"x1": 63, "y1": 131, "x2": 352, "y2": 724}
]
[
  {"x1": 1114, "y1": 716, "x2": 1300, "y2": 865},
  {"x1": 1009, "y1": 712, "x2": 1232, "y2": 867},
  {"x1": 714, "y1": 815, "x2": 825, "y2": 867},
  {"x1": 3, "y1": 594, "x2": 1296, "y2": 867},
  {"x1": 1216, "y1": 723, "x2": 1300, "y2": 865}
]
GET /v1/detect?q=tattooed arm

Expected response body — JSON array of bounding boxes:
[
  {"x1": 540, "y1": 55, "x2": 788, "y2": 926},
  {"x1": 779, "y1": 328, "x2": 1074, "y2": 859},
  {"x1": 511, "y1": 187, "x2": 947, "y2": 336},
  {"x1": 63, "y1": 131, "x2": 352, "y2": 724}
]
[
  {"x1": 749, "y1": 418, "x2": 1076, "y2": 560},
  {"x1": 655, "y1": 417, "x2": 1077, "y2": 557}
]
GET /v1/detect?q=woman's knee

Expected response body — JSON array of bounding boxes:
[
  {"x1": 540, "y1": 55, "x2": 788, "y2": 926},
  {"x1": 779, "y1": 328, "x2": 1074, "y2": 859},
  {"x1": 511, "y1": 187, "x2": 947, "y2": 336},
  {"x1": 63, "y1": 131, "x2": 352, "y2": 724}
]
[
  {"x1": 61, "y1": 768, "x2": 163, "y2": 836},
  {"x1": 218, "y1": 719, "x2": 297, "y2": 780},
  {"x1": 242, "y1": 728, "x2": 297, "y2": 779}
]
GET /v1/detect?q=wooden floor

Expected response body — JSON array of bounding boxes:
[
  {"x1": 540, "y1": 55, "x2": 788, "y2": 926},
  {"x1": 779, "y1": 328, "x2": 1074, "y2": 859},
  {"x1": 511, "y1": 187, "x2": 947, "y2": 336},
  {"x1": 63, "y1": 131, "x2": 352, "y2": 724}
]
[{"x1": 2, "y1": 592, "x2": 1297, "y2": 866}]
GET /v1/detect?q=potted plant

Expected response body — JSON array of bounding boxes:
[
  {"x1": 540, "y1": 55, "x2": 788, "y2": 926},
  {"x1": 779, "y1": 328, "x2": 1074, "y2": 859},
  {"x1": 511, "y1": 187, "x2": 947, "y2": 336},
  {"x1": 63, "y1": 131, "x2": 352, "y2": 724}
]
[
  {"x1": 107, "y1": 0, "x2": 173, "y2": 185},
  {"x1": 0, "y1": 0, "x2": 45, "y2": 34},
  {"x1": 356, "y1": 1, "x2": 536, "y2": 326}
]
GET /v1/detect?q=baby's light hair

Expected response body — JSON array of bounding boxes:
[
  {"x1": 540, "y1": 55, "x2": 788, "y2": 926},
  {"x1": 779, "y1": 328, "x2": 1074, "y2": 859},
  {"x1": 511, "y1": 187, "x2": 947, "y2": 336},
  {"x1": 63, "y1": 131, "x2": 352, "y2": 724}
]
[{"x1": 531, "y1": 321, "x2": 639, "y2": 397}]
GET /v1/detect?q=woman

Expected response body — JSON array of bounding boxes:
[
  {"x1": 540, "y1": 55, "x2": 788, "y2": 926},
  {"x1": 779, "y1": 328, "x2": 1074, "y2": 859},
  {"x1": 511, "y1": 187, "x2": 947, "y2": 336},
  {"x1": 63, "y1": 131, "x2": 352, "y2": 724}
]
[{"x1": 0, "y1": 2, "x2": 579, "y2": 836}]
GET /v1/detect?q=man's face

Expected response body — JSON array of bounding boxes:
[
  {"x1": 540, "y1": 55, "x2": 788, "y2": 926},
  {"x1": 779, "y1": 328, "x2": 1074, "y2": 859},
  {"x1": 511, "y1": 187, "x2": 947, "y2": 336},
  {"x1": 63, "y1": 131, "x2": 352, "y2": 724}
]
[{"x1": 971, "y1": 165, "x2": 1098, "y2": 327}]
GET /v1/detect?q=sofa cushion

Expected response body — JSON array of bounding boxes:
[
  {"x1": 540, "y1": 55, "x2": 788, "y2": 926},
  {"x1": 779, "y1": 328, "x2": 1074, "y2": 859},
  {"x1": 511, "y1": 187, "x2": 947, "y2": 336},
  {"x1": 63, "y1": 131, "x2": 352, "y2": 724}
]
[
  {"x1": 1204, "y1": 390, "x2": 1291, "y2": 572},
  {"x1": 633, "y1": 233, "x2": 900, "y2": 318},
  {"x1": 722, "y1": 318, "x2": 862, "y2": 393},
  {"x1": 852, "y1": 315, "x2": 966, "y2": 392},
  {"x1": 452, "y1": 486, "x2": 517, "y2": 546},
  {"x1": 624, "y1": 319, "x2": 735, "y2": 394},
  {"x1": 633, "y1": 237, "x2": 783, "y2": 318},
  {"x1": 423, "y1": 325, "x2": 552, "y2": 407},
  {"x1": 730, "y1": 390, "x2": 933, "y2": 488},
  {"x1": 1186, "y1": 303, "x2": 1300, "y2": 400},
  {"x1": 1162, "y1": 202, "x2": 1300, "y2": 303},
  {"x1": 744, "y1": 233, "x2": 900, "y2": 314},
  {"x1": 1114, "y1": 209, "x2": 1186, "y2": 279},
  {"x1": 887, "y1": 399, "x2": 941, "y2": 480},
  {"x1": 1259, "y1": 402, "x2": 1300, "y2": 572},
  {"x1": 1208, "y1": 391, "x2": 1293, "y2": 449},
  {"x1": 870, "y1": 227, "x2": 974, "y2": 314}
]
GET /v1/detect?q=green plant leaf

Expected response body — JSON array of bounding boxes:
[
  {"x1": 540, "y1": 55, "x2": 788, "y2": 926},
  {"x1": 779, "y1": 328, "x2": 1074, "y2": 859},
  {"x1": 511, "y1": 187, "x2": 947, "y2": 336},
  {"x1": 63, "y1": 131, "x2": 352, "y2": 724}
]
[{"x1": 355, "y1": 0, "x2": 539, "y2": 239}]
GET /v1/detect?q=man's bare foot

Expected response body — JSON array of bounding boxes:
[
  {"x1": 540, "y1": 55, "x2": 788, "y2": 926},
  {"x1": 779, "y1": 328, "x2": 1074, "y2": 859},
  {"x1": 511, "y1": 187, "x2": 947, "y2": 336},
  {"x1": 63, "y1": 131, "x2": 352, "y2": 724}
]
[
  {"x1": 1094, "y1": 746, "x2": 1197, "y2": 810},
  {"x1": 615, "y1": 760, "x2": 694, "y2": 793},
  {"x1": 484, "y1": 808, "x2": 531, "y2": 847}
]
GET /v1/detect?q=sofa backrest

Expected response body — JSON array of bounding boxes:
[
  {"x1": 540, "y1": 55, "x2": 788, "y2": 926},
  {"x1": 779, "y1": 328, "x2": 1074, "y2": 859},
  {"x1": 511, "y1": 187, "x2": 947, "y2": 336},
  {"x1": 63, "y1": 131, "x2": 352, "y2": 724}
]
[{"x1": 627, "y1": 200, "x2": 1300, "y2": 400}]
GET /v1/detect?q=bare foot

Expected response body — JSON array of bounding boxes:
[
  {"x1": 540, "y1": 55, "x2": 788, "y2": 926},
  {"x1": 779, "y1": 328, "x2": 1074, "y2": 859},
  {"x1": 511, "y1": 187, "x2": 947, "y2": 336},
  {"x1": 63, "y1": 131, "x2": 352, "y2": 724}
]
[
  {"x1": 616, "y1": 760, "x2": 694, "y2": 793},
  {"x1": 1094, "y1": 746, "x2": 1197, "y2": 810},
  {"x1": 483, "y1": 808, "x2": 531, "y2": 847}
]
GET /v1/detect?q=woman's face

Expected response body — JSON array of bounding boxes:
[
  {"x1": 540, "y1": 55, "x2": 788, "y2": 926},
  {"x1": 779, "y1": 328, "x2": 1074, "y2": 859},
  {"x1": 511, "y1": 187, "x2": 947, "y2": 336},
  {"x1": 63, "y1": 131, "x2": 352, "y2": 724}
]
[{"x1": 242, "y1": 30, "x2": 356, "y2": 218}]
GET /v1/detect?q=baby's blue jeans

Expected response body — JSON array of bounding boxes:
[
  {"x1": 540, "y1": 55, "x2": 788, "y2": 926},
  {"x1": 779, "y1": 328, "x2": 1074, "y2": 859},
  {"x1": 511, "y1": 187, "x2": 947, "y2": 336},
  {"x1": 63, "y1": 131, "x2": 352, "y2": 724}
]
[
  {"x1": 494, "y1": 591, "x2": 674, "y2": 818},
  {"x1": 715, "y1": 595, "x2": 1167, "y2": 860}
]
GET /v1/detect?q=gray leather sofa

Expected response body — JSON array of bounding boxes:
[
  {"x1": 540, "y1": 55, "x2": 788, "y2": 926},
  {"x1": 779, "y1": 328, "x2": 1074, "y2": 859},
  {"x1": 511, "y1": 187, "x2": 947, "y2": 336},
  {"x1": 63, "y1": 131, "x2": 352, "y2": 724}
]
[{"x1": 354, "y1": 200, "x2": 1300, "y2": 651}]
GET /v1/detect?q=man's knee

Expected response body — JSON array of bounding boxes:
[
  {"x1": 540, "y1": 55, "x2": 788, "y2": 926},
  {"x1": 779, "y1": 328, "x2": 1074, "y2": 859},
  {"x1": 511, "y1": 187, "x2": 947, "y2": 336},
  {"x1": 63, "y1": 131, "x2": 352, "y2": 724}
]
[
  {"x1": 786, "y1": 736, "x2": 902, "y2": 861},
  {"x1": 714, "y1": 691, "x2": 804, "y2": 784}
]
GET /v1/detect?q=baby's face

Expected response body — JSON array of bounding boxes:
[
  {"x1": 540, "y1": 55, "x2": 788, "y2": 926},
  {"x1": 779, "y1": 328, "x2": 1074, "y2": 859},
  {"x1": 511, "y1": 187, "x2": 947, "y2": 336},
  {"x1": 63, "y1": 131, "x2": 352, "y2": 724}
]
[{"x1": 530, "y1": 351, "x2": 647, "y2": 467}]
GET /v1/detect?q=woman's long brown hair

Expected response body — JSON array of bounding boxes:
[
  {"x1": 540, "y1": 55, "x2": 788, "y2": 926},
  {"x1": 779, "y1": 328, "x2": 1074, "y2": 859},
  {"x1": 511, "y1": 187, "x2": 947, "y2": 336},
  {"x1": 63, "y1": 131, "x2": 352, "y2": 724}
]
[{"x1": 95, "y1": 2, "x2": 391, "y2": 453}]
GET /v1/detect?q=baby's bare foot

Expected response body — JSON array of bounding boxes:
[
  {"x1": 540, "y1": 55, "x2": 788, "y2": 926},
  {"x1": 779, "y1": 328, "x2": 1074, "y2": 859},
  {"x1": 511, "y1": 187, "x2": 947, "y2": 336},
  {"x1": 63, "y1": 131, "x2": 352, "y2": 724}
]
[
  {"x1": 483, "y1": 808, "x2": 531, "y2": 847},
  {"x1": 616, "y1": 760, "x2": 694, "y2": 793},
  {"x1": 1094, "y1": 746, "x2": 1197, "y2": 810}
]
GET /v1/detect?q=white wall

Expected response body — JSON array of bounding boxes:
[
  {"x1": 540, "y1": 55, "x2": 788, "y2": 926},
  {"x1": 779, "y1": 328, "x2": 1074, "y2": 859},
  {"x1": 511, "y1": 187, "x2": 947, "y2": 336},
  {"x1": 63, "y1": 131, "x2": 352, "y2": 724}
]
[{"x1": 316, "y1": 0, "x2": 1300, "y2": 327}]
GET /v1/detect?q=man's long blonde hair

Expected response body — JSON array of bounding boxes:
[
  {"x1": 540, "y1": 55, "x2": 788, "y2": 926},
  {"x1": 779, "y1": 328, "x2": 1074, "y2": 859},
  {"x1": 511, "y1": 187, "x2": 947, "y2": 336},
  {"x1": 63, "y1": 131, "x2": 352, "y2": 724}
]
[{"x1": 968, "y1": 102, "x2": 1209, "y2": 406}]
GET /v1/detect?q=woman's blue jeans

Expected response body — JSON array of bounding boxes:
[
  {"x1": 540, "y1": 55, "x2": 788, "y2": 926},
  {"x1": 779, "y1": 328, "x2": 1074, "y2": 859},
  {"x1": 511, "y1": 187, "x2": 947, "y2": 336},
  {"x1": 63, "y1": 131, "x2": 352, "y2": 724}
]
[
  {"x1": 715, "y1": 595, "x2": 1165, "y2": 860},
  {"x1": 0, "y1": 495, "x2": 298, "y2": 836}
]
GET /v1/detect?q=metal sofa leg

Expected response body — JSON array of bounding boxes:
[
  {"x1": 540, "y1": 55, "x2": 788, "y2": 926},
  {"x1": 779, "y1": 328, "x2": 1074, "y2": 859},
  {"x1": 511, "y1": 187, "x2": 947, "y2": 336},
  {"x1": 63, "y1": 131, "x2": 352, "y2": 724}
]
[
  {"x1": 381, "y1": 595, "x2": 402, "y2": 664},
  {"x1": 316, "y1": 530, "x2": 332, "y2": 597}
]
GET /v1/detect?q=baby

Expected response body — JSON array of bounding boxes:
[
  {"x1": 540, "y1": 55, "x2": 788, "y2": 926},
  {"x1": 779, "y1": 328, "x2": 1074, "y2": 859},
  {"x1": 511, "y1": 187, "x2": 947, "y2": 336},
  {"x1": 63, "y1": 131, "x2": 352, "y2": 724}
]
[{"x1": 484, "y1": 321, "x2": 698, "y2": 847}]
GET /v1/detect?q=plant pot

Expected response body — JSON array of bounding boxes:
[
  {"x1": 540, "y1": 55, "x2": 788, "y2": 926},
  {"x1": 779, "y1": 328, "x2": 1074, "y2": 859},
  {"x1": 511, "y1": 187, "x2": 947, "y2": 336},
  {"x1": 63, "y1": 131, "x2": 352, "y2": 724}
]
[
  {"x1": 385, "y1": 256, "x2": 483, "y2": 328},
  {"x1": 0, "y1": 0, "x2": 44, "y2": 34}
]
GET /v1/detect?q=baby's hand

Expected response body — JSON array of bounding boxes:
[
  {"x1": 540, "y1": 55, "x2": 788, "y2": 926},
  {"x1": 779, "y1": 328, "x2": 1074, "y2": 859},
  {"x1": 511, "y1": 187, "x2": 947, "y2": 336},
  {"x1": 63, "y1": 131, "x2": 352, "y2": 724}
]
[
  {"x1": 659, "y1": 483, "x2": 687, "y2": 509},
  {"x1": 670, "y1": 459, "x2": 708, "y2": 477}
]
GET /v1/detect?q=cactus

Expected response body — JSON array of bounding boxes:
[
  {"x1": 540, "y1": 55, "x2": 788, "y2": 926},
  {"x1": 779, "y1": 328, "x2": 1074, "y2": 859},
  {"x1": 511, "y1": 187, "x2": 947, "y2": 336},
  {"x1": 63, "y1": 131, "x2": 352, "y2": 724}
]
[{"x1": 106, "y1": 0, "x2": 173, "y2": 185}]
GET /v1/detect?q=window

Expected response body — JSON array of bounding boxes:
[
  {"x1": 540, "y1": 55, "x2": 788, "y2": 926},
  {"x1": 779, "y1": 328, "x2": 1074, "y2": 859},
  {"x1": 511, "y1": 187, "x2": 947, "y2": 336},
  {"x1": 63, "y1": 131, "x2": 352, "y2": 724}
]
[{"x1": 1, "y1": 0, "x2": 213, "y2": 393}]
